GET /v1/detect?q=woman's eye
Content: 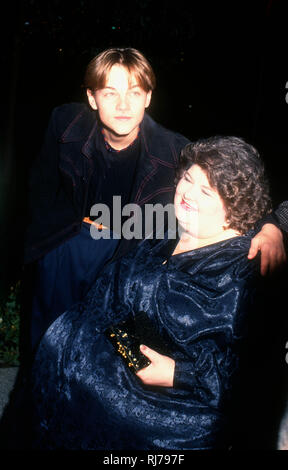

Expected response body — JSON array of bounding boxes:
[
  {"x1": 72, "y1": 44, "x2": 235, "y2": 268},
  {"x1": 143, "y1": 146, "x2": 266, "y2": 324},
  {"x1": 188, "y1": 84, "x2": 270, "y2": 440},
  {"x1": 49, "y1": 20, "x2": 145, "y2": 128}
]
[
  {"x1": 202, "y1": 189, "x2": 212, "y2": 197},
  {"x1": 183, "y1": 173, "x2": 192, "y2": 183}
]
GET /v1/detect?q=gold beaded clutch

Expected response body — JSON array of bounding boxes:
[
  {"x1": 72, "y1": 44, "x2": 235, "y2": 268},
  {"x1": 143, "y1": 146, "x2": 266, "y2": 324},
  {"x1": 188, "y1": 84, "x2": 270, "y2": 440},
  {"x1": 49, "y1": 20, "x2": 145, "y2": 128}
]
[{"x1": 105, "y1": 312, "x2": 169, "y2": 373}]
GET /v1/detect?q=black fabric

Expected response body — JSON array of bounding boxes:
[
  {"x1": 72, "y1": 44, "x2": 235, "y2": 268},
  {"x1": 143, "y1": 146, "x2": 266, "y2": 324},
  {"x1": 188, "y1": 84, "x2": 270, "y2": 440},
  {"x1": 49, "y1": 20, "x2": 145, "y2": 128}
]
[{"x1": 87, "y1": 126, "x2": 141, "y2": 221}]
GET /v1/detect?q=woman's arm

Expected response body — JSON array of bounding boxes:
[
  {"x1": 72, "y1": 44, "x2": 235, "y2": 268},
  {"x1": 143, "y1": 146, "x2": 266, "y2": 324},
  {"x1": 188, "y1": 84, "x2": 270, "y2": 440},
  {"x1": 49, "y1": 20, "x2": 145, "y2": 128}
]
[{"x1": 136, "y1": 337, "x2": 238, "y2": 409}]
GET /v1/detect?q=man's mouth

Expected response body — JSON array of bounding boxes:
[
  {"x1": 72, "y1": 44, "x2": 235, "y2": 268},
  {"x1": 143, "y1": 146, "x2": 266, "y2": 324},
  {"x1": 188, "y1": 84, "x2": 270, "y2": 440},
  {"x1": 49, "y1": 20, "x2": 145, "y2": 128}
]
[{"x1": 115, "y1": 116, "x2": 132, "y2": 120}]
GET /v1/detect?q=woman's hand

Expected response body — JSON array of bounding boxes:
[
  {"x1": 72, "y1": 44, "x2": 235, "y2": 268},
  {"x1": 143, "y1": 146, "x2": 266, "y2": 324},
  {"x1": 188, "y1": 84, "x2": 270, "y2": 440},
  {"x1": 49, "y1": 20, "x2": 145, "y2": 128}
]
[
  {"x1": 248, "y1": 223, "x2": 286, "y2": 275},
  {"x1": 136, "y1": 345, "x2": 175, "y2": 387}
]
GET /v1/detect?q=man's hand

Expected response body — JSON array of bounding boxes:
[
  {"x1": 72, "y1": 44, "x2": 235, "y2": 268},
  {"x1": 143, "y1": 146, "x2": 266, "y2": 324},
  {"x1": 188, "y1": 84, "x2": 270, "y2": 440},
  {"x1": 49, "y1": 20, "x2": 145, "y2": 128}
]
[
  {"x1": 248, "y1": 223, "x2": 286, "y2": 275},
  {"x1": 136, "y1": 345, "x2": 175, "y2": 387}
]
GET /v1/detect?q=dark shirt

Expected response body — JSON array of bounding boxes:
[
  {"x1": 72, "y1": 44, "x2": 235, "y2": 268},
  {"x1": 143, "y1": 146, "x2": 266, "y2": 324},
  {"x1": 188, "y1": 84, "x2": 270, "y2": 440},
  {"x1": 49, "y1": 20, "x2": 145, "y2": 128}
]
[{"x1": 86, "y1": 126, "x2": 141, "y2": 228}]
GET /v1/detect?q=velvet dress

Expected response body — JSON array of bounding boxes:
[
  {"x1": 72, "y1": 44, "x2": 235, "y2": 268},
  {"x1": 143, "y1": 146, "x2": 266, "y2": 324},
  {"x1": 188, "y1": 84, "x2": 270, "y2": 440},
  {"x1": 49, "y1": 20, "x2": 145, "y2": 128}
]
[{"x1": 30, "y1": 230, "x2": 260, "y2": 450}]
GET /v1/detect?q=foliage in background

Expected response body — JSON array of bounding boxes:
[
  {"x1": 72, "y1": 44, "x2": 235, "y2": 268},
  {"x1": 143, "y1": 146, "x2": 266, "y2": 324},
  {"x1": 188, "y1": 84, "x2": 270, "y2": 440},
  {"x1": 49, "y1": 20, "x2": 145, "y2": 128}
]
[{"x1": 0, "y1": 281, "x2": 20, "y2": 366}]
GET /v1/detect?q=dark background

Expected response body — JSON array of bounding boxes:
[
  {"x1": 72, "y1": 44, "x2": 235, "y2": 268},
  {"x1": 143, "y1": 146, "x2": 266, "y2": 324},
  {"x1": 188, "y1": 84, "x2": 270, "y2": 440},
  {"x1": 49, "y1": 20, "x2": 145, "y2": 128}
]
[{"x1": 0, "y1": 0, "x2": 287, "y2": 295}]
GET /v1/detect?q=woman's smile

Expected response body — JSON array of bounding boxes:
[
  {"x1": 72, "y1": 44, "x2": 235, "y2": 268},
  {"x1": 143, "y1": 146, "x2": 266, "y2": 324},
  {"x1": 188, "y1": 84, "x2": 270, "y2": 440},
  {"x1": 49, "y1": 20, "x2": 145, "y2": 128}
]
[{"x1": 180, "y1": 198, "x2": 198, "y2": 212}]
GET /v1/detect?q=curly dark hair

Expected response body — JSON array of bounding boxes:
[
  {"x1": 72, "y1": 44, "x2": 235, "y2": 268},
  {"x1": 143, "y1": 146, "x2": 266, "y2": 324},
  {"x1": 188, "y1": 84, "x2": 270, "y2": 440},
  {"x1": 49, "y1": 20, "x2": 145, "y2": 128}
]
[{"x1": 176, "y1": 136, "x2": 272, "y2": 234}]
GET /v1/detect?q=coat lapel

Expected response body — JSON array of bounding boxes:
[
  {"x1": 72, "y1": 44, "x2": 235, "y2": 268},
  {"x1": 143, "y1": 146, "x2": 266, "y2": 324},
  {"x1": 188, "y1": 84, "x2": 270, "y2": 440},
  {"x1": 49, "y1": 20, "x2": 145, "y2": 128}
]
[{"x1": 131, "y1": 114, "x2": 179, "y2": 207}]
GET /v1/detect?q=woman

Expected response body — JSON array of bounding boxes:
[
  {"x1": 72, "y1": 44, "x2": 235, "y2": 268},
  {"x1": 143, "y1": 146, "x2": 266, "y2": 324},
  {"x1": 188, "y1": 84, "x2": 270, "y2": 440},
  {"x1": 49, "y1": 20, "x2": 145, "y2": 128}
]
[{"x1": 29, "y1": 136, "x2": 272, "y2": 450}]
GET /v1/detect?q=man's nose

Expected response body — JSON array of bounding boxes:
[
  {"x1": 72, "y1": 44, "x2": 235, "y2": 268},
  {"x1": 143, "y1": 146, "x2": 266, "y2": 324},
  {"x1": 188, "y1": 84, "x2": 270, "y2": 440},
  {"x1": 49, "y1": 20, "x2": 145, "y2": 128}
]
[{"x1": 116, "y1": 94, "x2": 130, "y2": 110}]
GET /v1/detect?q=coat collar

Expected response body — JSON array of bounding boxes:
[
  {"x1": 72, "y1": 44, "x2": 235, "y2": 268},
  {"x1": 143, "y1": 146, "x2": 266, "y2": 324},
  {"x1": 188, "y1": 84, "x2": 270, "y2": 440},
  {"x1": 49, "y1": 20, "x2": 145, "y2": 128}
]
[
  {"x1": 140, "y1": 114, "x2": 180, "y2": 169},
  {"x1": 60, "y1": 105, "x2": 97, "y2": 143},
  {"x1": 60, "y1": 105, "x2": 179, "y2": 168},
  {"x1": 131, "y1": 115, "x2": 180, "y2": 205}
]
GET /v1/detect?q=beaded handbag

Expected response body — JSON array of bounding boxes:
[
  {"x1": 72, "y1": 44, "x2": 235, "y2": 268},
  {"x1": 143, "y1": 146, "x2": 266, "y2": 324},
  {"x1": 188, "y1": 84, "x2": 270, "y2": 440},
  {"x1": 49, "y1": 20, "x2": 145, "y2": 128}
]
[{"x1": 105, "y1": 311, "x2": 169, "y2": 372}]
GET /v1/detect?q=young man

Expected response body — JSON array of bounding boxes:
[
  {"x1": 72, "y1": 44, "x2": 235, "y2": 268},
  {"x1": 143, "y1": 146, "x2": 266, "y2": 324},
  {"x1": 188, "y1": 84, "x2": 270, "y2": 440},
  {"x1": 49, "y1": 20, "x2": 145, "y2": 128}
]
[
  {"x1": 24, "y1": 47, "x2": 286, "y2": 354},
  {"x1": 23, "y1": 48, "x2": 190, "y2": 352}
]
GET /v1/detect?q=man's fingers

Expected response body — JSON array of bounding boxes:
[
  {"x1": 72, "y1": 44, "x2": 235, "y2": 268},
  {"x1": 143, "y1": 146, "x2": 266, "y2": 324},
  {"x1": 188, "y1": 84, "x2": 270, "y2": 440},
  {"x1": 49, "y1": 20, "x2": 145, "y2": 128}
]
[
  {"x1": 248, "y1": 225, "x2": 287, "y2": 275},
  {"x1": 248, "y1": 238, "x2": 260, "y2": 260},
  {"x1": 260, "y1": 254, "x2": 269, "y2": 276}
]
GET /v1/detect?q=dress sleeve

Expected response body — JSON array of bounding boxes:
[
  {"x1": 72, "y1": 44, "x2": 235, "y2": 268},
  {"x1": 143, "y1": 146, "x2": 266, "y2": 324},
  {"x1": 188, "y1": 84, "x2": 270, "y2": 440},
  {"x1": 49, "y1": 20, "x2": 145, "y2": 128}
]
[
  {"x1": 173, "y1": 336, "x2": 239, "y2": 408},
  {"x1": 160, "y1": 259, "x2": 257, "y2": 408}
]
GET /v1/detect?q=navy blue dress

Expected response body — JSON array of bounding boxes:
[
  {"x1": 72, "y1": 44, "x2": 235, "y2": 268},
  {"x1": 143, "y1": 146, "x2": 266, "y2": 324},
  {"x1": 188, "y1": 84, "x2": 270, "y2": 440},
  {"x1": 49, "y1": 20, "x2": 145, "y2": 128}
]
[{"x1": 30, "y1": 231, "x2": 260, "y2": 450}]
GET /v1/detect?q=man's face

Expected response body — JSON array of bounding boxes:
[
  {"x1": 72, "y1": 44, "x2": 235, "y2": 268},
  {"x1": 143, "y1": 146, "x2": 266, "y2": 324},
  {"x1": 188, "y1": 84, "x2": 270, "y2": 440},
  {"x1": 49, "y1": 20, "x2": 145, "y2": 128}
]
[{"x1": 87, "y1": 64, "x2": 151, "y2": 147}]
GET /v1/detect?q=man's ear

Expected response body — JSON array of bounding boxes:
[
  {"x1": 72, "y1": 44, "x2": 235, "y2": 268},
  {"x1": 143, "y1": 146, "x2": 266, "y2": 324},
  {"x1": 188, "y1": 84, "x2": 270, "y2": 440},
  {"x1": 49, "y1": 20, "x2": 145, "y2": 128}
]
[
  {"x1": 145, "y1": 90, "x2": 152, "y2": 109},
  {"x1": 87, "y1": 89, "x2": 97, "y2": 110}
]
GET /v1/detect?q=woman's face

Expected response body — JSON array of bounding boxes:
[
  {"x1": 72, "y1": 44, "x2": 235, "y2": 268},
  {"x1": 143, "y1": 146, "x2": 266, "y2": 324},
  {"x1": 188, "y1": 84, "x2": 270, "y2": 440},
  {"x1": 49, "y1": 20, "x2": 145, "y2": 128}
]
[{"x1": 174, "y1": 164, "x2": 228, "y2": 242}]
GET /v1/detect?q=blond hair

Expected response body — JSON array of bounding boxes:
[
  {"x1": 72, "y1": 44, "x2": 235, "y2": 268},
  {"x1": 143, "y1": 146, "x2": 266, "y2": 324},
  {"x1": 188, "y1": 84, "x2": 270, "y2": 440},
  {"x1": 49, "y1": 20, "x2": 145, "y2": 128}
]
[{"x1": 84, "y1": 47, "x2": 156, "y2": 93}]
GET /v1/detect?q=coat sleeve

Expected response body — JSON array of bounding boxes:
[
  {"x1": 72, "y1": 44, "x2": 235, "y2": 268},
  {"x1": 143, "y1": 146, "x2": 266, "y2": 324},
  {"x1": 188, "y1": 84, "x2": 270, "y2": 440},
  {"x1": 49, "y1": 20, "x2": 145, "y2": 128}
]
[
  {"x1": 27, "y1": 108, "x2": 62, "y2": 228},
  {"x1": 24, "y1": 107, "x2": 69, "y2": 262},
  {"x1": 275, "y1": 201, "x2": 288, "y2": 233},
  {"x1": 24, "y1": 105, "x2": 84, "y2": 262}
]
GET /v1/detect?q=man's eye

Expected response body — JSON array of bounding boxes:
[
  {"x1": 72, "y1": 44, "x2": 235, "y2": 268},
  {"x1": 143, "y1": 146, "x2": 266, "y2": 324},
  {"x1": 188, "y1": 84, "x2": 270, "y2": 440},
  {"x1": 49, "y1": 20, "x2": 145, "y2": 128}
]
[{"x1": 105, "y1": 92, "x2": 116, "y2": 97}]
